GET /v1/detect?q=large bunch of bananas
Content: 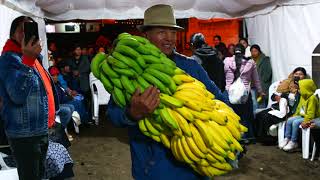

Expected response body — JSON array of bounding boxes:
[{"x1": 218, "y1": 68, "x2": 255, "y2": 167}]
[{"x1": 91, "y1": 32, "x2": 247, "y2": 178}]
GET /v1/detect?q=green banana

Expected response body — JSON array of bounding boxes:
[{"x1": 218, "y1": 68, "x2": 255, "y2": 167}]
[
  {"x1": 125, "y1": 92, "x2": 132, "y2": 102},
  {"x1": 136, "y1": 76, "x2": 151, "y2": 89},
  {"x1": 145, "y1": 43, "x2": 161, "y2": 53},
  {"x1": 160, "y1": 56, "x2": 176, "y2": 68},
  {"x1": 100, "y1": 72, "x2": 113, "y2": 92},
  {"x1": 142, "y1": 55, "x2": 162, "y2": 64},
  {"x1": 135, "y1": 45, "x2": 152, "y2": 55},
  {"x1": 159, "y1": 108, "x2": 179, "y2": 130},
  {"x1": 107, "y1": 55, "x2": 128, "y2": 69},
  {"x1": 113, "y1": 67, "x2": 136, "y2": 77},
  {"x1": 120, "y1": 75, "x2": 135, "y2": 94},
  {"x1": 144, "y1": 118, "x2": 161, "y2": 136},
  {"x1": 147, "y1": 64, "x2": 175, "y2": 76},
  {"x1": 90, "y1": 52, "x2": 106, "y2": 79},
  {"x1": 138, "y1": 119, "x2": 148, "y2": 132},
  {"x1": 118, "y1": 32, "x2": 132, "y2": 40},
  {"x1": 132, "y1": 35, "x2": 150, "y2": 44},
  {"x1": 174, "y1": 67, "x2": 186, "y2": 75},
  {"x1": 110, "y1": 78, "x2": 123, "y2": 89},
  {"x1": 159, "y1": 93, "x2": 184, "y2": 108},
  {"x1": 112, "y1": 51, "x2": 143, "y2": 74},
  {"x1": 117, "y1": 37, "x2": 140, "y2": 48},
  {"x1": 101, "y1": 60, "x2": 119, "y2": 78},
  {"x1": 145, "y1": 68, "x2": 171, "y2": 85},
  {"x1": 141, "y1": 72, "x2": 166, "y2": 93},
  {"x1": 112, "y1": 87, "x2": 126, "y2": 107},
  {"x1": 131, "y1": 80, "x2": 141, "y2": 92},
  {"x1": 115, "y1": 44, "x2": 146, "y2": 68}
]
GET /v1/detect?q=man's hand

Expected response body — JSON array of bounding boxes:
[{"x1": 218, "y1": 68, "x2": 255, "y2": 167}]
[
  {"x1": 21, "y1": 36, "x2": 42, "y2": 59},
  {"x1": 128, "y1": 86, "x2": 160, "y2": 121}
]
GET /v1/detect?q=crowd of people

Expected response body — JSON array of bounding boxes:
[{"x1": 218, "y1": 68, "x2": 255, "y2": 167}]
[{"x1": 0, "y1": 3, "x2": 319, "y2": 180}]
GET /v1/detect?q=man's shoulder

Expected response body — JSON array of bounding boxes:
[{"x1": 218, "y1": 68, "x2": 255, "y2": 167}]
[
  {"x1": 175, "y1": 52, "x2": 198, "y2": 64},
  {"x1": 0, "y1": 52, "x2": 21, "y2": 65}
]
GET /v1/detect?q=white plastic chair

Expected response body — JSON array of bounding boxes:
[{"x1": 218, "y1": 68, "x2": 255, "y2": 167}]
[
  {"x1": 300, "y1": 126, "x2": 317, "y2": 160},
  {"x1": 0, "y1": 152, "x2": 19, "y2": 180},
  {"x1": 89, "y1": 73, "x2": 111, "y2": 125},
  {"x1": 255, "y1": 81, "x2": 280, "y2": 114}
]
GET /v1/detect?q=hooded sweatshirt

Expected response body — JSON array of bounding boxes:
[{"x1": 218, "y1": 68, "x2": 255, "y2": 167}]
[
  {"x1": 191, "y1": 44, "x2": 226, "y2": 91},
  {"x1": 295, "y1": 79, "x2": 320, "y2": 122}
]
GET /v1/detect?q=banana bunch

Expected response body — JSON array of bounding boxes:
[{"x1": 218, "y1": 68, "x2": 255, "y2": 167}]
[{"x1": 91, "y1": 32, "x2": 248, "y2": 178}]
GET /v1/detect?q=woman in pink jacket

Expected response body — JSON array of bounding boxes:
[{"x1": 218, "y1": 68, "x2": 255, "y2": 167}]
[{"x1": 224, "y1": 44, "x2": 265, "y2": 143}]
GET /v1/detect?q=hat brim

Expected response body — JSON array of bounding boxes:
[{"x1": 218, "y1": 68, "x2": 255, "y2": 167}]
[{"x1": 137, "y1": 24, "x2": 184, "y2": 32}]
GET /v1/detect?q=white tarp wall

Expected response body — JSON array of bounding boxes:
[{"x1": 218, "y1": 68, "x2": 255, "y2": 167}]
[
  {"x1": 0, "y1": 2, "x2": 49, "y2": 69},
  {"x1": 245, "y1": 0, "x2": 320, "y2": 81}
]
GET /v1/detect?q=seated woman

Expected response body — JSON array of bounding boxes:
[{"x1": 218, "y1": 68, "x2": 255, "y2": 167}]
[
  {"x1": 280, "y1": 79, "x2": 319, "y2": 151},
  {"x1": 254, "y1": 79, "x2": 299, "y2": 144},
  {"x1": 49, "y1": 66, "x2": 89, "y2": 125}
]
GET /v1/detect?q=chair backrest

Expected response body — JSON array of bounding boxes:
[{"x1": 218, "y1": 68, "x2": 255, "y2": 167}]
[
  {"x1": 89, "y1": 73, "x2": 110, "y2": 105},
  {"x1": 266, "y1": 81, "x2": 281, "y2": 108}
]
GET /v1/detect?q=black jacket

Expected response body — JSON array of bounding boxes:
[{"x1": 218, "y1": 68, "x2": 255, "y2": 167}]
[{"x1": 193, "y1": 44, "x2": 226, "y2": 92}]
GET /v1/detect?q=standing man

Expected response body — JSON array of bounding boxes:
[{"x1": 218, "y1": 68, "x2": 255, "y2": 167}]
[
  {"x1": 190, "y1": 33, "x2": 226, "y2": 92},
  {"x1": 107, "y1": 4, "x2": 228, "y2": 180},
  {"x1": 213, "y1": 35, "x2": 228, "y2": 58},
  {"x1": 0, "y1": 16, "x2": 59, "y2": 180}
]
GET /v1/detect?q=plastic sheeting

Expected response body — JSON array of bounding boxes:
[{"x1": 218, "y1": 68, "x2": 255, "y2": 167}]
[
  {"x1": 4, "y1": 0, "x2": 276, "y2": 20},
  {"x1": 246, "y1": 0, "x2": 320, "y2": 81}
]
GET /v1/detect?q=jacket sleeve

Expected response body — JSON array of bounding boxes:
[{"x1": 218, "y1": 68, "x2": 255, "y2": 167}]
[
  {"x1": 58, "y1": 74, "x2": 68, "y2": 89},
  {"x1": 0, "y1": 55, "x2": 35, "y2": 105},
  {"x1": 224, "y1": 58, "x2": 235, "y2": 92},
  {"x1": 304, "y1": 95, "x2": 319, "y2": 122},
  {"x1": 195, "y1": 62, "x2": 229, "y2": 104},
  {"x1": 261, "y1": 58, "x2": 272, "y2": 83},
  {"x1": 107, "y1": 97, "x2": 137, "y2": 128},
  {"x1": 251, "y1": 61, "x2": 263, "y2": 93}
]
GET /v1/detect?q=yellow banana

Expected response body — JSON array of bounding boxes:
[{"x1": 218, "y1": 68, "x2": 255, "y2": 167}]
[
  {"x1": 198, "y1": 159, "x2": 210, "y2": 166},
  {"x1": 176, "y1": 82, "x2": 206, "y2": 93},
  {"x1": 150, "y1": 135, "x2": 161, "y2": 142},
  {"x1": 231, "y1": 137, "x2": 244, "y2": 152},
  {"x1": 239, "y1": 124, "x2": 248, "y2": 133},
  {"x1": 144, "y1": 118, "x2": 161, "y2": 136},
  {"x1": 138, "y1": 119, "x2": 148, "y2": 132},
  {"x1": 185, "y1": 136, "x2": 206, "y2": 159},
  {"x1": 181, "y1": 136, "x2": 200, "y2": 162},
  {"x1": 171, "y1": 136, "x2": 182, "y2": 162},
  {"x1": 206, "y1": 110, "x2": 228, "y2": 125},
  {"x1": 198, "y1": 165, "x2": 211, "y2": 177},
  {"x1": 189, "y1": 124, "x2": 208, "y2": 154},
  {"x1": 210, "y1": 143, "x2": 228, "y2": 159},
  {"x1": 193, "y1": 120, "x2": 213, "y2": 147},
  {"x1": 175, "y1": 107, "x2": 194, "y2": 122},
  {"x1": 206, "y1": 153, "x2": 218, "y2": 163},
  {"x1": 170, "y1": 110, "x2": 192, "y2": 137},
  {"x1": 173, "y1": 74, "x2": 195, "y2": 83},
  {"x1": 230, "y1": 144, "x2": 236, "y2": 152},
  {"x1": 159, "y1": 93, "x2": 184, "y2": 108},
  {"x1": 172, "y1": 93, "x2": 202, "y2": 112},
  {"x1": 208, "y1": 121, "x2": 233, "y2": 145},
  {"x1": 211, "y1": 162, "x2": 232, "y2": 171},
  {"x1": 160, "y1": 134, "x2": 171, "y2": 149},
  {"x1": 207, "y1": 166, "x2": 227, "y2": 176},
  {"x1": 190, "y1": 164, "x2": 204, "y2": 176},
  {"x1": 188, "y1": 109, "x2": 210, "y2": 121},
  {"x1": 227, "y1": 151, "x2": 236, "y2": 161},
  {"x1": 176, "y1": 137, "x2": 193, "y2": 164},
  {"x1": 208, "y1": 149, "x2": 226, "y2": 163},
  {"x1": 226, "y1": 121, "x2": 241, "y2": 140},
  {"x1": 205, "y1": 122, "x2": 230, "y2": 150}
]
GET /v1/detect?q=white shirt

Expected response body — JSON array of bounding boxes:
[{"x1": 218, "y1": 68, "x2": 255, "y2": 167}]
[
  {"x1": 268, "y1": 98, "x2": 288, "y2": 118},
  {"x1": 245, "y1": 46, "x2": 251, "y2": 58}
]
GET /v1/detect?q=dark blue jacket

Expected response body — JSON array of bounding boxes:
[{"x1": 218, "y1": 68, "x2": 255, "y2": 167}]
[
  {"x1": 107, "y1": 52, "x2": 229, "y2": 180},
  {"x1": 0, "y1": 51, "x2": 59, "y2": 138}
]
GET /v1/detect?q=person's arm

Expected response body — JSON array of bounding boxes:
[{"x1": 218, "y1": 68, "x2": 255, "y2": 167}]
[
  {"x1": 251, "y1": 61, "x2": 263, "y2": 94},
  {"x1": 304, "y1": 96, "x2": 318, "y2": 122},
  {"x1": 195, "y1": 61, "x2": 229, "y2": 104},
  {"x1": 224, "y1": 58, "x2": 234, "y2": 92},
  {"x1": 58, "y1": 74, "x2": 68, "y2": 89},
  {"x1": 0, "y1": 55, "x2": 35, "y2": 105},
  {"x1": 261, "y1": 57, "x2": 272, "y2": 83}
]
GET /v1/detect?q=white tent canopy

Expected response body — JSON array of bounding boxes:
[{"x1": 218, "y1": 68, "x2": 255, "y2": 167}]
[{"x1": 1, "y1": 0, "x2": 320, "y2": 82}]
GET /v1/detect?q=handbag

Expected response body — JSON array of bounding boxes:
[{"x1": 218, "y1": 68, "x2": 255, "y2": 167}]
[{"x1": 228, "y1": 71, "x2": 250, "y2": 104}]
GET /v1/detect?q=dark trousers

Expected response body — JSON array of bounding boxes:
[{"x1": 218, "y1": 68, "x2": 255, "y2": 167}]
[
  {"x1": 8, "y1": 135, "x2": 48, "y2": 180},
  {"x1": 231, "y1": 94, "x2": 255, "y2": 139}
]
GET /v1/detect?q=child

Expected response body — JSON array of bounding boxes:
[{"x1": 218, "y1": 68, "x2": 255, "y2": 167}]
[{"x1": 280, "y1": 79, "x2": 319, "y2": 151}]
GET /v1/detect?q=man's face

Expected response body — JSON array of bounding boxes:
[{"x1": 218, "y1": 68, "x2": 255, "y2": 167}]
[
  {"x1": 74, "y1": 47, "x2": 82, "y2": 56},
  {"x1": 145, "y1": 27, "x2": 177, "y2": 56},
  {"x1": 52, "y1": 75, "x2": 58, "y2": 83},
  {"x1": 240, "y1": 40, "x2": 248, "y2": 48},
  {"x1": 251, "y1": 48, "x2": 260, "y2": 58},
  {"x1": 214, "y1": 37, "x2": 220, "y2": 46},
  {"x1": 13, "y1": 20, "x2": 31, "y2": 45}
]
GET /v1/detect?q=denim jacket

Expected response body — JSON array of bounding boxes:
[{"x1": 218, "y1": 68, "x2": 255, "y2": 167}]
[
  {"x1": 107, "y1": 52, "x2": 228, "y2": 180},
  {"x1": 0, "y1": 51, "x2": 60, "y2": 138}
]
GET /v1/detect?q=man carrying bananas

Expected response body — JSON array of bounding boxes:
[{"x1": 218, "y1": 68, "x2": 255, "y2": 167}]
[{"x1": 107, "y1": 4, "x2": 229, "y2": 180}]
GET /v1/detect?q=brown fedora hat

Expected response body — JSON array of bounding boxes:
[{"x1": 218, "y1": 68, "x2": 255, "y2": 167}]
[{"x1": 137, "y1": 4, "x2": 184, "y2": 31}]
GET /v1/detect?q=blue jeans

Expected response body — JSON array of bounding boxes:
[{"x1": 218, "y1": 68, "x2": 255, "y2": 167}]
[
  {"x1": 59, "y1": 104, "x2": 74, "y2": 128},
  {"x1": 285, "y1": 116, "x2": 304, "y2": 142}
]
